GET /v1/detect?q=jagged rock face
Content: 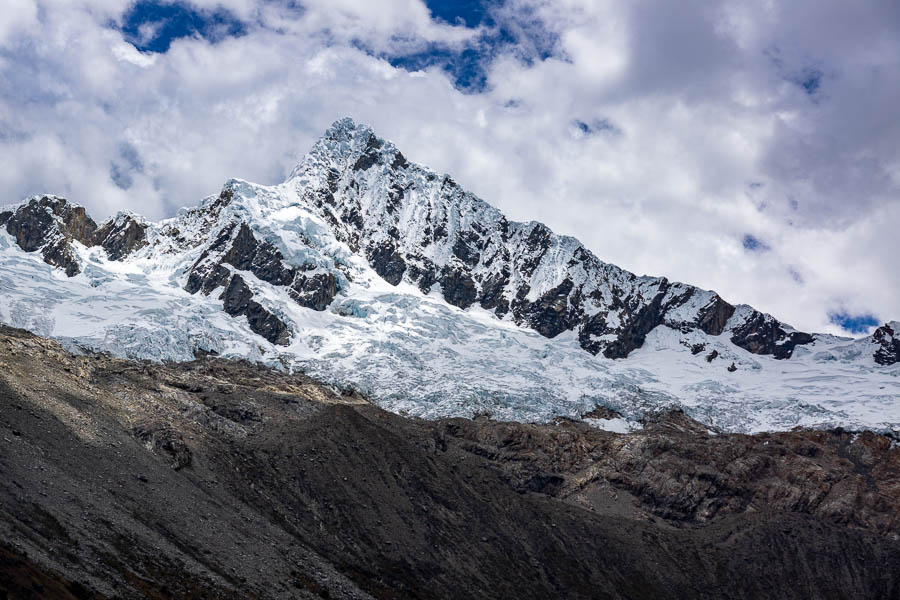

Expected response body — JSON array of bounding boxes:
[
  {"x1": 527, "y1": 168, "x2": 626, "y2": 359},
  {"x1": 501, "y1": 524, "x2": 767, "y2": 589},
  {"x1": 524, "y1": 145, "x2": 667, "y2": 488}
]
[
  {"x1": 185, "y1": 214, "x2": 339, "y2": 314},
  {"x1": 181, "y1": 199, "x2": 341, "y2": 343},
  {"x1": 92, "y1": 213, "x2": 148, "y2": 261},
  {"x1": 696, "y1": 296, "x2": 736, "y2": 336},
  {"x1": 221, "y1": 274, "x2": 291, "y2": 345},
  {"x1": 2, "y1": 196, "x2": 97, "y2": 276},
  {"x1": 729, "y1": 312, "x2": 815, "y2": 359},
  {"x1": 873, "y1": 323, "x2": 900, "y2": 365}
]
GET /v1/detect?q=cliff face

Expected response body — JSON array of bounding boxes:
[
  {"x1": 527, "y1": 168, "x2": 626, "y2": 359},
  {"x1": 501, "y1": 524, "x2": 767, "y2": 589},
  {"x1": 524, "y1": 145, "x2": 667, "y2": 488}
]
[{"x1": 2, "y1": 326, "x2": 899, "y2": 599}]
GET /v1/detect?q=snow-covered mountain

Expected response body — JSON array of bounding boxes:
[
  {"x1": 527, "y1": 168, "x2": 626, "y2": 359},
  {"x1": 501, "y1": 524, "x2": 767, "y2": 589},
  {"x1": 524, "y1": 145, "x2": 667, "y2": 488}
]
[{"x1": 1, "y1": 118, "x2": 898, "y2": 433}]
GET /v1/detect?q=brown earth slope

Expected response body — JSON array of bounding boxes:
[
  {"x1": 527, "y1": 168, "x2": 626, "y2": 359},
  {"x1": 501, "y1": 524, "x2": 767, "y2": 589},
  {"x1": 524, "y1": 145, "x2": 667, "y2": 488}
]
[{"x1": 0, "y1": 325, "x2": 899, "y2": 599}]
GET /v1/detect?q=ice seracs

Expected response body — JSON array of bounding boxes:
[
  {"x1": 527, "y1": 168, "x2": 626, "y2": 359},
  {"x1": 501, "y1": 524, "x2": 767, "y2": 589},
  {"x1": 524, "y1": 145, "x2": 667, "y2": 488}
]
[{"x1": 1, "y1": 118, "x2": 898, "y2": 434}]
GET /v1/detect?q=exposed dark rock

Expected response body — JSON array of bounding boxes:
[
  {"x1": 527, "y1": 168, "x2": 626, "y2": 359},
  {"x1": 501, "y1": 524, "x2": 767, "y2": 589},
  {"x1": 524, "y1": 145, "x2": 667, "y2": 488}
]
[
  {"x1": 405, "y1": 255, "x2": 439, "y2": 293},
  {"x1": 577, "y1": 313, "x2": 611, "y2": 355},
  {"x1": 479, "y1": 269, "x2": 510, "y2": 316},
  {"x1": 185, "y1": 263, "x2": 231, "y2": 296},
  {"x1": 222, "y1": 224, "x2": 293, "y2": 286},
  {"x1": 42, "y1": 237, "x2": 84, "y2": 277},
  {"x1": 452, "y1": 231, "x2": 482, "y2": 268},
  {"x1": 690, "y1": 343, "x2": 706, "y2": 355},
  {"x1": 221, "y1": 275, "x2": 291, "y2": 345},
  {"x1": 873, "y1": 324, "x2": 900, "y2": 365},
  {"x1": 521, "y1": 279, "x2": 577, "y2": 338},
  {"x1": 92, "y1": 214, "x2": 148, "y2": 261},
  {"x1": 728, "y1": 362, "x2": 737, "y2": 372},
  {"x1": 0, "y1": 210, "x2": 11, "y2": 226},
  {"x1": 351, "y1": 134, "x2": 383, "y2": 172},
  {"x1": 730, "y1": 311, "x2": 814, "y2": 359},
  {"x1": 289, "y1": 272, "x2": 337, "y2": 311},
  {"x1": 696, "y1": 295, "x2": 736, "y2": 336},
  {"x1": 517, "y1": 223, "x2": 552, "y2": 278},
  {"x1": 390, "y1": 151, "x2": 409, "y2": 170},
  {"x1": 440, "y1": 266, "x2": 478, "y2": 309},
  {"x1": 4, "y1": 196, "x2": 97, "y2": 276},
  {"x1": 185, "y1": 221, "x2": 337, "y2": 317},
  {"x1": 603, "y1": 288, "x2": 669, "y2": 359},
  {"x1": 387, "y1": 183, "x2": 406, "y2": 214},
  {"x1": 705, "y1": 350, "x2": 719, "y2": 362},
  {"x1": 366, "y1": 241, "x2": 407, "y2": 286}
]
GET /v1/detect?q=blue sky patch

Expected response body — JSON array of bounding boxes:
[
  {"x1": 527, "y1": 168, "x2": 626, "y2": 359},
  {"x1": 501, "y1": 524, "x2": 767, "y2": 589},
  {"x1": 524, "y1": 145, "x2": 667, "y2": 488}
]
[
  {"x1": 382, "y1": 1, "x2": 558, "y2": 92},
  {"x1": 425, "y1": 0, "x2": 496, "y2": 28},
  {"x1": 796, "y1": 68, "x2": 822, "y2": 95},
  {"x1": 119, "y1": 1, "x2": 247, "y2": 53},
  {"x1": 828, "y1": 311, "x2": 879, "y2": 334},
  {"x1": 742, "y1": 234, "x2": 770, "y2": 252}
]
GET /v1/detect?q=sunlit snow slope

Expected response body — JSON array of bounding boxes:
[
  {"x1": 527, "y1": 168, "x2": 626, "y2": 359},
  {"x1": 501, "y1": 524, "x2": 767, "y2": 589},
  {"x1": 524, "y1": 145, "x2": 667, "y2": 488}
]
[{"x1": 1, "y1": 119, "x2": 898, "y2": 434}]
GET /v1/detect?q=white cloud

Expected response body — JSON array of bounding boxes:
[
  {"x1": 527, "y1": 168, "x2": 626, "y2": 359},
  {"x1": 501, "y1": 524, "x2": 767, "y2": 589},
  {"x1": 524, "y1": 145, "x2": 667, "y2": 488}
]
[
  {"x1": 0, "y1": 0, "x2": 38, "y2": 48},
  {"x1": 0, "y1": 0, "x2": 898, "y2": 335}
]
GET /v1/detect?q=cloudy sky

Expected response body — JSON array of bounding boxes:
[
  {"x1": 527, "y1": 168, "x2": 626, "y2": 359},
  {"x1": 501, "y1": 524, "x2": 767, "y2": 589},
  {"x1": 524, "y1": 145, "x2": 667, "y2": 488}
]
[{"x1": 1, "y1": 0, "x2": 898, "y2": 336}]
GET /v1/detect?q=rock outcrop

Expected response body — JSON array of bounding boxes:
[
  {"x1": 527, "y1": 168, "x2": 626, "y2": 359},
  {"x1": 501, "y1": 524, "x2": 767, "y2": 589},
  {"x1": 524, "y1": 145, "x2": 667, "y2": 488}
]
[
  {"x1": 1, "y1": 195, "x2": 97, "y2": 276},
  {"x1": 873, "y1": 322, "x2": 900, "y2": 365},
  {"x1": 92, "y1": 212, "x2": 149, "y2": 260}
]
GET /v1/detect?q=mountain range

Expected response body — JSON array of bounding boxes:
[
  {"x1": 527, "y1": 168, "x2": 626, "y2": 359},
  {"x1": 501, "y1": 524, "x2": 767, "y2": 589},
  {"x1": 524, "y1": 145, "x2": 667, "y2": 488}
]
[{"x1": 1, "y1": 118, "x2": 898, "y2": 434}]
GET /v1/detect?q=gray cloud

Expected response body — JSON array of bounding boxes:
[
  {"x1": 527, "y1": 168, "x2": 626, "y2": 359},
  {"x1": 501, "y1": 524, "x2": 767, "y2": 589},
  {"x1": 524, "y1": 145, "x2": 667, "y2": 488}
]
[{"x1": 0, "y1": 0, "x2": 897, "y2": 336}]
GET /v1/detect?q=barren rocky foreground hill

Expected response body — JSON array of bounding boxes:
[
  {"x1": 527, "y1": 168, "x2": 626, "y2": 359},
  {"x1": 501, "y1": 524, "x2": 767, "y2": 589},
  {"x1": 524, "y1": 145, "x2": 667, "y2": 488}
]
[{"x1": 1, "y1": 324, "x2": 900, "y2": 599}]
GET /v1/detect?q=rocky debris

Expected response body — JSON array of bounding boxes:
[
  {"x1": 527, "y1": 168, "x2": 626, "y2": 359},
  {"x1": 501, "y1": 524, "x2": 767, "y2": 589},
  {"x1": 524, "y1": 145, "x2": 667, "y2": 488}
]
[
  {"x1": 444, "y1": 409, "x2": 900, "y2": 536},
  {"x1": 2, "y1": 326, "x2": 900, "y2": 599},
  {"x1": 582, "y1": 405, "x2": 624, "y2": 420},
  {"x1": 132, "y1": 422, "x2": 193, "y2": 470},
  {"x1": 0, "y1": 543, "x2": 106, "y2": 600},
  {"x1": 705, "y1": 349, "x2": 719, "y2": 362},
  {"x1": 873, "y1": 323, "x2": 900, "y2": 365},
  {"x1": 727, "y1": 362, "x2": 738, "y2": 372},
  {"x1": 92, "y1": 213, "x2": 148, "y2": 260},
  {"x1": 2, "y1": 196, "x2": 97, "y2": 276}
]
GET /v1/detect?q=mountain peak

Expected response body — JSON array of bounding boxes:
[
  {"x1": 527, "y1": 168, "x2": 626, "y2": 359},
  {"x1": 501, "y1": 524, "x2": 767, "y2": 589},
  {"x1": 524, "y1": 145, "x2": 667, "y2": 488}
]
[
  {"x1": 323, "y1": 116, "x2": 372, "y2": 140},
  {"x1": 288, "y1": 118, "x2": 408, "y2": 182}
]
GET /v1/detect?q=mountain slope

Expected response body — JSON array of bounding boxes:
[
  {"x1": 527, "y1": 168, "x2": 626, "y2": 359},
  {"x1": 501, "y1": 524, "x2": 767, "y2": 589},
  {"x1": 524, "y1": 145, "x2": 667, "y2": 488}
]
[
  {"x1": 3, "y1": 326, "x2": 900, "y2": 599},
  {"x1": 0, "y1": 119, "x2": 898, "y2": 433}
]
